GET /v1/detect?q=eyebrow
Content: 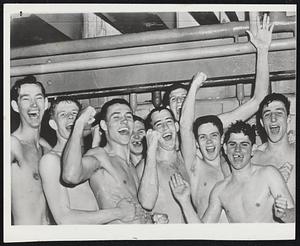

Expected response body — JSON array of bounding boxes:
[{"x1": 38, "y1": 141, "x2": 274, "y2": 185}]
[
  {"x1": 153, "y1": 116, "x2": 173, "y2": 125},
  {"x1": 110, "y1": 111, "x2": 132, "y2": 117},
  {"x1": 263, "y1": 107, "x2": 286, "y2": 114}
]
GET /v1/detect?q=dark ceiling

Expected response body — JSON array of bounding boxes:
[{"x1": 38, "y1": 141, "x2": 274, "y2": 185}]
[{"x1": 11, "y1": 12, "x2": 251, "y2": 48}]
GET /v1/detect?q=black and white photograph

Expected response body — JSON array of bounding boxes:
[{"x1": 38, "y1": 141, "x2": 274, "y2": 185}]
[{"x1": 3, "y1": 3, "x2": 296, "y2": 242}]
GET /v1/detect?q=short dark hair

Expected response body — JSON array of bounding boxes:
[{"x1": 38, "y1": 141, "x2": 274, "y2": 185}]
[
  {"x1": 133, "y1": 115, "x2": 145, "y2": 125},
  {"x1": 11, "y1": 75, "x2": 46, "y2": 101},
  {"x1": 193, "y1": 115, "x2": 223, "y2": 140},
  {"x1": 224, "y1": 120, "x2": 256, "y2": 145},
  {"x1": 162, "y1": 83, "x2": 188, "y2": 106},
  {"x1": 145, "y1": 106, "x2": 175, "y2": 130},
  {"x1": 49, "y1": 96, "x2": 82, "y2": 119},
  {"x1": 257, "y1": 93, "x2": 290, "y2": 120},
  {"x1": 98, "y1": 98, "x2": 131, "y2": 123}
]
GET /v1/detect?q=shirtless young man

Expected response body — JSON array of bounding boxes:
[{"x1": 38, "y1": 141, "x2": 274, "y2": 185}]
[
  {"x1": 170, "y1": 121, "x2": 294, "y2": 223},
  {"x1": 179, "y1": 14, "x2": 273, "y2": 219},
  {"x1": 129, "y1": 115, "x2": 146, "y2": 167},
  {"x1": 137, "y1": 107, "x2": 189, "y2": 223},
  {"x1": 39, "y1": 97, "x2": 136, "y2": 224},
  {"x1": 62, "y1": 98, "x2": 152, "y2": 224},
  {"x1": 10, "y1": 75, "x2": 52, "y2": 225},
  {"x1": 252, "y1": 93, "x2": 295, "y2": 198},
  {"x1": 252, "y1": 93, "x2": 295, "y2": 222}
]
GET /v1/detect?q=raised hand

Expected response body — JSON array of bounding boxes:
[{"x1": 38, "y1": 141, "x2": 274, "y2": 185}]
[
  {"x1": 278, "y1": 162, "x2": 294, "y2": 183},
  {"x1": 76, "y1": 106, "x2": 96, "y2": 127},
  {"x1": 116, "y1": 197, "x2": 136, "y2": 223},
  {"x1": 191, "y1": 72, "x2": 207, "y2": 90},
  {"x1": 246, "y1": 13, "x2": 274, "y2": 50},
  {"x1": 146, "y1": 129, "x2": 162, "y2": 151},
  {"x1": 152, "y1": 212, "x2": 169, "y2": 224},
  {"x1": 169, "y1": 173, "x2": 191, "y2": 204},
  {"x1": 274, "y1": 195, "x2": 288, "y2": 219}
]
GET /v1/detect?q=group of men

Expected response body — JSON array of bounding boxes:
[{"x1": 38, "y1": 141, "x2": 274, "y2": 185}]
[{"x1": 10, "y1": 14, "x2": 295, "y2": 225}]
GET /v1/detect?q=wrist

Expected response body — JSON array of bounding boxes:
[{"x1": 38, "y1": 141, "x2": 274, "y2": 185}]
[{"x1": 257, "y1": 47, "x2": 269, "y2": 54}]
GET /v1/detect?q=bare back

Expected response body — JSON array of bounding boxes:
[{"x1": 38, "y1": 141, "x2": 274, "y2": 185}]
[
  {"x1": 11, "y1": 135, "x2": 49, "y2": 225},
  {"x1": 88, "y1": 147, "x2": 151, "y2": 224}
]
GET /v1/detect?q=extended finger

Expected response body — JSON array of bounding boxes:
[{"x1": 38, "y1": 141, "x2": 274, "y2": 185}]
[{"x1": 262, "y1": 13, "x2": 267, "y2": 29}]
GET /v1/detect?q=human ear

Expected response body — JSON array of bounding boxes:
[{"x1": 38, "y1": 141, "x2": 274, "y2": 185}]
[
  {"x1": 44, "y1": 97, "x2": 49, "y2": 110},
  {"x1": 175, "y1": 121, "x2": 179, "y2": 132},
  {"x1": 223, "y1": 144, "x2": 227, "y2": 155},
  {"x1": 260, "y1": 119, "x2": 264, "y2": 128},
  {"x1": 251, "y1": 144, "x2": 258, "y2": 156},
  {"x1": 11, "y1": 100, "x2": 19, "y2": 113},
  {"x1": 100, "y1": 120, "x2": 107, "y2": 132},
  {"x1": 49, "y1": 119, "x2": 58, "y2": 131},
  {"x1": 220, "y1": 134, "x2": 224, "y2": 145}
]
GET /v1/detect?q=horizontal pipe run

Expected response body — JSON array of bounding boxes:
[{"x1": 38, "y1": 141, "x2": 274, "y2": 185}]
[
  {"x1": 46, "y1": 70, "x2": 295, "y2": 100},
  {"x1": 11, "y1": 38, "x2": 296, "y2": 77},
  {"x1": 11, "y1": 16, "x2": 295, "y2": 59}
]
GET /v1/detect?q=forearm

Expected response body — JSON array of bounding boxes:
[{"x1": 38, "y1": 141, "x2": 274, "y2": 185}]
[
  {"x1": 138, "y1": 148, "x2": 159, "y2": 210},
  {"x1": 57, "y1": 208, "x2": 123, "y2": 225},
  {"x1": 180, "y1": 200, "x2": 202, "y2": 223},
  {"x1": 62, "y1": 122, "x2": 85, "y2": 183},
  {"x1": 180, "y1": 82, "x2": 198, "y2": 131},
  {"x1": 253, "y1": 48, "x2": 269, "y2": 102}
]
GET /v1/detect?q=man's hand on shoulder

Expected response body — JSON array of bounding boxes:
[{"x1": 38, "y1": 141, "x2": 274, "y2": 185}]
[{"x1": 116, "y1": 198, "x2": 136, "y2": 223}]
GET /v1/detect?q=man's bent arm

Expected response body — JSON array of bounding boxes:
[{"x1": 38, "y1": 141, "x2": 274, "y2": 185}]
[
  {"x1": 40, "y1": 154, "x2": 130, "y2": 224},
  {"x1": 180, "y1": 72, "x2": 206, "y2": 175},
  {"x1": 138, "y1": 134, "x2": 159, "y2": 210},
  {"x1": 219, "y1": 15, "x2": 273, "y2": 128},
  {"x1": 201, "y1": 183, "x2": 223, "y2": 223},
  {"x1": 179, "y1": 199, "x2": 202, "y2": 223},
  {"x1": 62, "y1": 118, "x2": 99, "y2": 184}
]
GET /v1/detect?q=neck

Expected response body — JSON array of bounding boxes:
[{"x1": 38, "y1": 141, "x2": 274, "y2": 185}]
[
  {"x1": 231, "y1": 162, "x2": 253, "y2": 181},
  {"x1": 130, "y1": 153, "x2": 142, "y2": 167},
  {"x1": 267, "y1": 135, "x2": 292, "y2": 152},
  {"x1": 16, "y1": 123, "x2": 40, "y2": 146},
  {"x1": 106, "y1": 141, "x2": 130, "y2": 163},
  {"x1": 156, "y1": 147, "x2": 178, "y2": 163},
  {"x1": 204, "y1": 154, "x2": 221, "y2": 169}
]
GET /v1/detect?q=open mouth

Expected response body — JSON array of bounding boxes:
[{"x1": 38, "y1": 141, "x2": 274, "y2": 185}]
[
  {"x1": 233, "y1": 154, "x2": 243, "y2": 161},
  {"x1": 269, "y1": 125, "x2": 280, "y2": 135},
  {"x1": 206, "y1": 146, "x2": 216, "y2": 154},
  {"x1": 28, "y1": 111, "x2": 40, "y2": 119},
  {"x1": 65, "y1": 124, "x2": 74, "y2": 131},
  {"x1": 162, "y1": 132, "x2": 172, "y2": 141},
  {"x1": 132, "y1": 140, "x2": 142, "y2": 147},
  {"x1": 118, "y1": 127, "x2": 130, "y2": 135}
]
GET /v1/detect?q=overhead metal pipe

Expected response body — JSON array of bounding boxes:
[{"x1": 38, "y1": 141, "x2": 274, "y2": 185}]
[
  {"x1": 46, "y1": 70, "x2": 295, "y2": 100},
  {"x1": 11, "y1": 37, "x2": 296, "y2": 77},
  {"x1": 11, "y1": 16, "x2": 295, "y2": 59}
]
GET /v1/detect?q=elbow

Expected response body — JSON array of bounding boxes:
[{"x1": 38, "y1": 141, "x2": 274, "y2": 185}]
[
  {"x1": 138, "y1": 193, "x2": 155, "y2": 211},
  {"x1": 62, "y1": 171, "x2": 81, "y2": 185}
]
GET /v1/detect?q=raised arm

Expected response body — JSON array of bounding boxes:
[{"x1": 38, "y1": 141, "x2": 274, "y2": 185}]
[
  {"x1": 169, "y1": 173, "x2": 201, "y2": 223},
  {"x1": 62, "y1": 106, "x2": 99, "y2": 184},
  {"x1": 219, "y1": 14, "x2": 274, "y2": 128},
  {"x1": 40, "y1": 154, "x2": 136, "y2": 224},
  {"x1": 138, "y1": 129, "x2": 161, "y2": 210},
  {"x1": 180, "y1": 72, "x2": 207, "y2": 175}
]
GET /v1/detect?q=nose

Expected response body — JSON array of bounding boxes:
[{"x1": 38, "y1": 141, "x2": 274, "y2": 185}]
[
  {"x1": 30, "y1": 98, "x2": 38, "y2": 107},
  {"x1": 132, "y1": 133, "x2": 139, "y2": 139},
  {"x1": 68, "y1": 113, "x2": 75, "y2": 119},
  {"x1": 234, "y1": 144, "x2": 241, "y2": 152},
  {"x1": 270, "y1": 112, "x2": 277, "y2": 122},
  {"x1": 162, "y1": 122, "x2": 169, "y2": 131},
  {"x1": 206, "y1": 137, "x2": 213, "y2": 144}
]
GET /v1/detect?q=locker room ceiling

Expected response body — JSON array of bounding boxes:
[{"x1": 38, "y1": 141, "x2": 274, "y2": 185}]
[{"x1": 11, "y1": 12, "x2": 250, "y2": 48}]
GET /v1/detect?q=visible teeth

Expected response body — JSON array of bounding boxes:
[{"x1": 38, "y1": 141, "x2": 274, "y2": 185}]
[
  {"x1": 132, "y1": 141, "x2": 142, "y2": 146},
  {"x1": 270, "y1": 126, "x2": 280, "y2": 134},
  {"x1": 119, "y1": 128, "x2": 129, "y2": 135},
  {"x1": 163, "y1": 133, "x2": 172, "y2": 140},
  {"x1": 206, "y1": 146, "x2": 215, "y2": 153},
  {"x1": 28, "y1": 112, "x2": 39, "y2": 118}
]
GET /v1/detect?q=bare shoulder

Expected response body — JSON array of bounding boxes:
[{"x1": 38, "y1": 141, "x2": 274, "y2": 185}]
[
  {"x1": 39, "y1": 138, "x2": 52, "y2": 154},
  {"x1": 251, "y1": 148, "x2": 267, "y2": 165},
  {"x1": 212, "y1": 176, "x2": 230, "y2": 194},
  {"x1": 10, "y1": 135, "x2": 23, "y2": 162},
  {"x1": 39, "y1": 152, "x2": 61, "y2": 171},
  {"x1": 254, "y1": 164, "x2": 279, "y2": 178}
]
